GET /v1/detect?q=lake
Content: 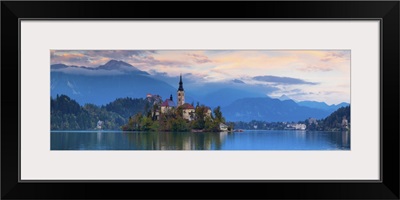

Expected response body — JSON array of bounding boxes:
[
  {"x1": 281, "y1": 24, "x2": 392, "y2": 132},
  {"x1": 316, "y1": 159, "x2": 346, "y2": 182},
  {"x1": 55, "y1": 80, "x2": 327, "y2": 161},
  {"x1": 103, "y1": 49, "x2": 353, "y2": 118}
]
[{"x1": 51, "y1": 130, "x2": 350, "y2": 150}]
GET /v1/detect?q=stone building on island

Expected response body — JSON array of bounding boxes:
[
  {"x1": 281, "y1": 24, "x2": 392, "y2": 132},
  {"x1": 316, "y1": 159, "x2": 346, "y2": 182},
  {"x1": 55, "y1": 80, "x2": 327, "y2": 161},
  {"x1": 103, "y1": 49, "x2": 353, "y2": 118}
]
[
  {"x1": 180, "y1": 103, "x2": 195, "y2": 121},
  {"x1": 157, "y1": 74, "x2": 210, "y2": 121},
  {"x1": 160, "y1": 94, "x2": 176, "y2": 114}
]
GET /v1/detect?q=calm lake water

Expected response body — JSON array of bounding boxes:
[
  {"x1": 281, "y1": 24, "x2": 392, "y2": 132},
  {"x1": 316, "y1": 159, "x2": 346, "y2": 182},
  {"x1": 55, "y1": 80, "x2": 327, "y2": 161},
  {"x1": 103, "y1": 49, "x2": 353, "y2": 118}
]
[{"x1": 51, "y1": 130, "x2": 350, "y2": 150}]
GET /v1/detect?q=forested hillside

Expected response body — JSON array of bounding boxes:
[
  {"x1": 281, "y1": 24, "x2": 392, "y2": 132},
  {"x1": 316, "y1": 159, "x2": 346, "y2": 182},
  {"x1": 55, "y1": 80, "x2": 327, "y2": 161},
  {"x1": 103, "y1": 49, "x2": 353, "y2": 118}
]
[
  {"x1": 306, "y1": 105, "x2": 350, "y2": 131},
  {"x1": 51, "y1": 94, "x2": 149, "y2": 130}
]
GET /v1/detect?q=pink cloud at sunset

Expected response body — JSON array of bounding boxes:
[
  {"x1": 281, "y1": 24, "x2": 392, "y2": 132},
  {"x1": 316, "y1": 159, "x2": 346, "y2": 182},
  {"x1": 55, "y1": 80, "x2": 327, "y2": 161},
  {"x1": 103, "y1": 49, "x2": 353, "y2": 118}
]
[{"x1": 50, "y1": 50, "x2": 350, "y2": 104}]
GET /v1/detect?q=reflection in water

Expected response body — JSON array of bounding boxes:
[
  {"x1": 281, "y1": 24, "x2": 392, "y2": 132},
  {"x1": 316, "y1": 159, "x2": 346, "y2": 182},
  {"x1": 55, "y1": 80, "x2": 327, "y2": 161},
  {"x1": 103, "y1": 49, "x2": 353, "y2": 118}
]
[
  {"x1": 97, "y1": 131, "x2": 102, "y2": 143},
  {"x1": 342, "y1": 131, "x2": 350, "y2": 149},
  {"x1": 51, "y1": 130, "x2": 351, "y2": 150},
  {"x1": 294, "y1": 131, "x2": 306, "y2": 139},
  {"x1": 87, "y1": 132, "x2": 228, "y2": 150}
]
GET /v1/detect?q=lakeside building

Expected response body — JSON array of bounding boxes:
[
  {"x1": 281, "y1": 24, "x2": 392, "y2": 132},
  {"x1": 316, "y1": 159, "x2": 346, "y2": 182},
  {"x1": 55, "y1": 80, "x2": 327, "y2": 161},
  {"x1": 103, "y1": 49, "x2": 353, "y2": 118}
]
[
  {"x1": 286, "y1": 123, "x2": 307, "y2": 130},
  {"x1": 308, "y1": 117, "x2": 318, "y2": 125},
  {"x1": 219, "y1": 123, "x2": 229, "y2": 131},
  {"x1": 146, "y1": 93, "x2": 162, "y2": 105},
  {"x1": 342, "y1": 116, "x2": 349, "y2": 130},
  {"x1": 96, "y1": 120, "x2": 103, "y2": 129}
]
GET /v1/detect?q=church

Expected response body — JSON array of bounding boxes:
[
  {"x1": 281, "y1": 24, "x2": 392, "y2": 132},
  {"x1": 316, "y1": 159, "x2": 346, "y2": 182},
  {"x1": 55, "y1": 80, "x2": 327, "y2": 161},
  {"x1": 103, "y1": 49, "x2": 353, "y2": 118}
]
[{"x1": 160, "y1": 74, "x2": 196, "y2": 121}]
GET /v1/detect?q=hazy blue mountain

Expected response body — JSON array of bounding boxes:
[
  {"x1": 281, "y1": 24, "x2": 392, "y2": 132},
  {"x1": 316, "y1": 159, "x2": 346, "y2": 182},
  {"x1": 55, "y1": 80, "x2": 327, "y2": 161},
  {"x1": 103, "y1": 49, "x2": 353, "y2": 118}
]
[
  {"x1": 51, "y1": 60, "x2": 178, "y2": 105},
  {"x1": 297, "y1": 101, "x2": 329, "y2": 110},
  {"x1": 51, "y1": 72, "x2": 180, "y2": 105},
  {"x1": 278, "y1": 94, "x2": 293, "y2": 101},
  {"x1": 51, "y1": 64, "x2": 69, "y2": 69},
  {"x1": 51, "y1": 60, "x2": 347, "y2": 121},
  {"x1": 202, "y1": 88, "x2": 265, "y2": 108},
  {"x1": 51, "y1": 66, "x2": 203, "y2": 106},
  {"x1": 222, "y1": 97, "x2": 331, "y2": 122},
  {"x1": 51, "y1": 60, "x2": 149, "y2": 74},
  {"x1": 297, "y1": 101, "x2": 349, "y2": 112},
  {"x1": 51, "y1": 64, "x2": 93, "y2": 70},
  {"x1": 97, "y1": 60, "x2": 149, "y2": 75},
  {"x1": 332, "y1": 102, "x2": 351, "y2": 109}
]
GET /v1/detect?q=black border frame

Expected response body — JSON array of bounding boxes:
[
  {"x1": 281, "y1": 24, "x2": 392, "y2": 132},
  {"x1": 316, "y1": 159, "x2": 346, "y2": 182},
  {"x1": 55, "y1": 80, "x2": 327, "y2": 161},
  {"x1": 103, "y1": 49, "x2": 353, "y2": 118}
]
[
  {"x1": 17, "y1": 19, "x2": 379, "y2": 183},
  {"x1": 2, "y1": 1, "x2": 399, "y2": 199}
]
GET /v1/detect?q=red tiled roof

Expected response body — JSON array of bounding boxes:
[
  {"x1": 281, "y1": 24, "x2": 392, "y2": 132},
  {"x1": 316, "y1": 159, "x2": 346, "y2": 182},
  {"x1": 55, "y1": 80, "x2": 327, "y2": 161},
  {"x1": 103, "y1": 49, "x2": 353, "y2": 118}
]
[
  {"x1": 161, "y1": 99, "x2": 176, "y2": 107},
  {"x1": 180, "y1": 103, "x2": 194, "y2": 109}
]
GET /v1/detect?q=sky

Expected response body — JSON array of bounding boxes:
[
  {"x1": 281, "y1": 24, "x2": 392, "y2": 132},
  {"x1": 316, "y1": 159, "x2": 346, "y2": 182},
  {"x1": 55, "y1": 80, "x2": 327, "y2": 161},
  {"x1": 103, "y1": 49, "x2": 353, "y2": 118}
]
[{"x1": 51, "y1": 50, "x2": 350, "y2": 105}]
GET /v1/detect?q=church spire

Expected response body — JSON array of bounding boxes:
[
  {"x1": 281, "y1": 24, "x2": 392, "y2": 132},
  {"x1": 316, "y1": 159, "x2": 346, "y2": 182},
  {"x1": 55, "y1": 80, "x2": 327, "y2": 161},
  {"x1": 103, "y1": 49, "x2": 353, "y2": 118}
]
[
  {"x1": 178, "y1": 74, "x2": 184, "y2": 91},
  {"x1": 177, "y1": 74, "x2": 185, "y2": 107}
]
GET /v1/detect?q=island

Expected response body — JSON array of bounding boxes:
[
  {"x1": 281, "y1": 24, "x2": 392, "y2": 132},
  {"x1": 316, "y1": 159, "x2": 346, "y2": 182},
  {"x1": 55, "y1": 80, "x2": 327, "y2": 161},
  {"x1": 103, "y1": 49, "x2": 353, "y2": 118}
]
[{"x1": 121, "y1": 75, "x2": 234, "y2": 132}]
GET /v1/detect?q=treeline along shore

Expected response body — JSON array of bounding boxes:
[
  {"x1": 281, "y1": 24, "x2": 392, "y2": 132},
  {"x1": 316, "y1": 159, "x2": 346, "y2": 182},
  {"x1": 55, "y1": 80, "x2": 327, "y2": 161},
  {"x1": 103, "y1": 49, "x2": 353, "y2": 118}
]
[
  {"x1": 51, "y1": 94, "x2": 232, "y2": 132},
  {"x1": 51, "y1": 94, "x2": 349, "y2": 132}
]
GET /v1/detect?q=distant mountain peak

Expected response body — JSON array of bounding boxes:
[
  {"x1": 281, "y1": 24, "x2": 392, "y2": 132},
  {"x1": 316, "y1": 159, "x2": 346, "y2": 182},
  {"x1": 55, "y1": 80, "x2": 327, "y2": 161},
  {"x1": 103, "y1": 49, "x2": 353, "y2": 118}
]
[
  {"x1": 51, "y1": 60, "x2": 149, "y2": 75},
  {"x1": 297, "y1": 100, "x2": 349, "y2": 111},
  {"x1": 278, "y1": 94, "x2": 292, "y2": 101},
  {"x1": 98, "y1": 60, "x2": 138, "y2": 71},
  {"x1": 221, "y1": 96, "x2": 331, "y2": 122},
  {"x1": 334, "y1": 102, "x2": 350, "y2": 107}
]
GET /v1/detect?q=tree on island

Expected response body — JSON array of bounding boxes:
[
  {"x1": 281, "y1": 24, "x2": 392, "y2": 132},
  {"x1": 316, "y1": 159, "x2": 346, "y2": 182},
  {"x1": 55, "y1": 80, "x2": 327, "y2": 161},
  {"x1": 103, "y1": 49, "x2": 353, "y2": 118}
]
[{"x1": 122, "y1": 103, "x2": 231, "y2": 132}]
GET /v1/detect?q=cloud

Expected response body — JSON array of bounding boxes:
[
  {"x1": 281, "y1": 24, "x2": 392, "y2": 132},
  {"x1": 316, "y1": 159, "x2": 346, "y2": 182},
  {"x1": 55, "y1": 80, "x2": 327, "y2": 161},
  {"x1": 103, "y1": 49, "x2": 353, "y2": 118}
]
[
  {"x1": 130, "y1": 55, "x2": 187, "y2": 67},
  {"x1": 297, "y1": 65, "x2": 334, "y2": 72},
  {"x1": 49, "y1": 50, "x2": 349, "y2": 104},
  {"x1": 147, "y1": 70, "x2": 208, "y2": 86},
  {"x1": 210, "y1": 68, "x2": 232, "y2": 76},
  {"x1": 253, "y1": 75, "x2": 318, "y2": 85},
  {"x1": 291, "y1": 92, "x2": 310, "y2": 96},
  {"x1": 288, "y1": 89, "x2": 302, "y2": 93},
  {"x1": 84, "y1": 50, "x2": 155, "y2": 58},
  {"x1": 148, "y1": 69, "x2": 168, "y2": 76},
  {"x1": 51, "y1": 52, "x2": 91, "y2": 66},
  {"x1": 232, "y1": 79, "x2": 245, "y2": 84},
  {"x1": 186, "y1": 53, "x2": 212, "y2": 64},
  {"x1": 320, "y1": 51, "x2": 350, "y2": 62},
  {"x1": 182, "y1": 72, "x2": 209, "y2": 82},
  {"x1": 50, "y1": 50, "x2": 190, "y2": 73},
  {"x1": 322, "y1": 91, "x2": 347, "y2": 95},
  {"x1": 51, "y1": 50, "x2": 158, "y2": 68}
]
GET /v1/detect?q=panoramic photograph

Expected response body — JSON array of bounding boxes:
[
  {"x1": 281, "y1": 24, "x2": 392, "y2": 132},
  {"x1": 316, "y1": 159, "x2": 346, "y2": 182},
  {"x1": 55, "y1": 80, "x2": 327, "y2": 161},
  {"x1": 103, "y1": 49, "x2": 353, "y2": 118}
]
[{"x1": 50, "y1": 50, "x2": 350, "y2": 150}]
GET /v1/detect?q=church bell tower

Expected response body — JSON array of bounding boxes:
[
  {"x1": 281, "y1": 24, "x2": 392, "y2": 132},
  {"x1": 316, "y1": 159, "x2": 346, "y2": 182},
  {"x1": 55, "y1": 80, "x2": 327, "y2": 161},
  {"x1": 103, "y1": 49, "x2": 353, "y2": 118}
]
[{"x1": 177, "y1": 74, "x2": 185, "y2": 107}]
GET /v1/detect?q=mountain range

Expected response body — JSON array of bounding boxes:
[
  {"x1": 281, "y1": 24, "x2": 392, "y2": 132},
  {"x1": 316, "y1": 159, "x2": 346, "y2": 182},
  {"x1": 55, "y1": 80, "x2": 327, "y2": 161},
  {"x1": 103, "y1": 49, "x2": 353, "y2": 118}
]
[
  {"x1": 51, "y1": 60, "x2": 349, "y2": 122},
  {"x1": 51, "y1": 60, "x2": 173, "y2": 105},
  {"x1": 221, "y1": 97, "x2": 332, "y2": 122}
]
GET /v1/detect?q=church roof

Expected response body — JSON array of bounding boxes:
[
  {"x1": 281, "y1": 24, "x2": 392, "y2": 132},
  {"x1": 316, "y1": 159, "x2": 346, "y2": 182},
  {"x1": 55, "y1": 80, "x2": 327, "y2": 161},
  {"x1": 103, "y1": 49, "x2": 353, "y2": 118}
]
[
  {"x1": 180, "y1": 103, "x2": 194, "y2": 109},
  {"x1": 161, "y1": 99, "x2": 176, "y2": 107}
]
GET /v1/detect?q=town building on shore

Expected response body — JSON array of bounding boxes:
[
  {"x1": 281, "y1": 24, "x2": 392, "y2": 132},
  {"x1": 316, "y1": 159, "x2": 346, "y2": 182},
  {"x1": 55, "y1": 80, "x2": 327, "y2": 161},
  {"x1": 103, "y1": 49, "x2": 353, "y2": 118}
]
[
  {"x1": 286, "y1": 123, "x2": 307, "y2": 130},
  {"x1": 219, "y1": 123, "x2": 229, "y2": 131}
]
